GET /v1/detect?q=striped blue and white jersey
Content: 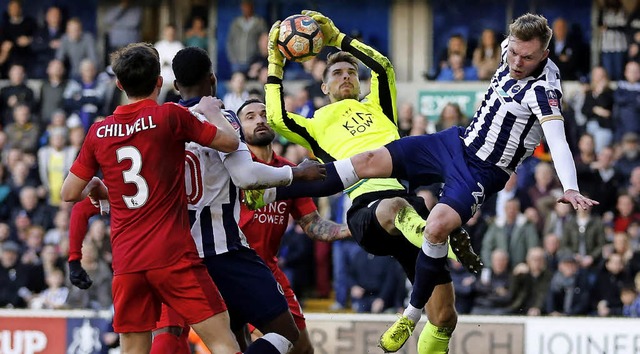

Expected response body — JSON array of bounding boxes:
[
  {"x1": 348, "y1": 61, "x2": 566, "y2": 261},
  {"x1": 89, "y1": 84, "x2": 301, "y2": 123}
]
[
  {"x1": 463, "y1": 38, "x2": 563, "y2": 172},
  {"x1": 184, "y1": 104, "x2": 250, "y2": 258}
]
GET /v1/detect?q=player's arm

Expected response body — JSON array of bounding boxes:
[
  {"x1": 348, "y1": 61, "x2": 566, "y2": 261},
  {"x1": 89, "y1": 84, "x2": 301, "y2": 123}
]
[
  {"x1": 67, "y1": 197, "x2": 101, "y2": 289},
  {"x1": 61, "y1": 175, "x2": 104, "y2": 202},
  {"x1": 223, "y1": 144, "x2": 325, "y2": 189},
  {"x1": 541, "y1": 119, "x2": 598, "y2": 210},
  {"x1": 304, "y1": 10, "x2": 397, "y2": 125},
  {"x1": 192, "y1": 97, "x2": 240, "y2": 153},
  {"x1": 264, "y1": 20, "x2": 317, "y2": 150},
  {"x1": 296, "y1": 210, "x2": 351, "y2": 242}
]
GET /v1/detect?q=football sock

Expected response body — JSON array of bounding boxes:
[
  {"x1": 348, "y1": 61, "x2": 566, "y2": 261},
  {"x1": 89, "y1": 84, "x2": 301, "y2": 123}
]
[
  {"x1": 394, "y1": 206, "x2": 425, "y2": 247},
  {"x1": 409, "y1": 244, "x2": 450, "y2": 309},
  {"x1": 417, "y1": 321, "x2": 453, "y2": 354},
  {"x1": 178, "y1": 326, "x2": 190, "y2": 354},
  {"x1": 402, "y1": 304, "x2": 423, "y2": 324},
  {"x1": 275, "y1": 159, "x2": 359, "y2": 200},
  {"x1": 150, "y1": 332, "x2": 186, "y2": 354},
  {"x1": 244, "y1": 333, "x2": 293, "y2": 354}
]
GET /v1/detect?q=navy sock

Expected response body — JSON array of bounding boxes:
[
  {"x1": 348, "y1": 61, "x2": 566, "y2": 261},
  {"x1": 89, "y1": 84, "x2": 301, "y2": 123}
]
[
  {"x1": 276, "y1": 162, "x2": 344, "y2": 199},
  {"x1": 409, "y1": 251, "x2": 451, "y2": 309},
  {"x1": 244, "y1": 338, "x2": 280, "y2": 354}
]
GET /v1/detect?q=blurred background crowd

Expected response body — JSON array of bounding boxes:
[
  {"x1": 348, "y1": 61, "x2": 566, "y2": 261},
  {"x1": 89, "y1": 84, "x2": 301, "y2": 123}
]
[{"x1": 1, "y1": 0, "x2": 640, "y2": 322}]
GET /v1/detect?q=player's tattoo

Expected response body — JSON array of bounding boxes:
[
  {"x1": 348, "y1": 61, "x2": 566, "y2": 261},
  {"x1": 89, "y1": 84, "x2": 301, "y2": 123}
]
[{"x1": 297, "y1": 211, "x2": 350, "y2": 241}]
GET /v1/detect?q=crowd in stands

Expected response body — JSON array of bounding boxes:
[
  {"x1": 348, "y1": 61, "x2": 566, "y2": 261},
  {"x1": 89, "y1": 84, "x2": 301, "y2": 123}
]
[{"x1": 2, "y1": 0, "x2": 640, "y2": 322}]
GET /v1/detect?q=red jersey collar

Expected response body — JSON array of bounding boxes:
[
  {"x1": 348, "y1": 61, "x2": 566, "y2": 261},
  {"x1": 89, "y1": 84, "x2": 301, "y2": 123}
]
[
  {"x1": 250, "y1": 150, "x2": 280, "y2": 166},
  {"x1": 114, "y1": 99, "x2": 159, "y2": 115}
]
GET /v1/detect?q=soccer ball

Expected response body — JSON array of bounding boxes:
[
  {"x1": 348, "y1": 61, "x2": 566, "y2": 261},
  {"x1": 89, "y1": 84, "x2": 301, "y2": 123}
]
[{"x1": 277, "y1": 15, "x2": 324, "y2": 62}]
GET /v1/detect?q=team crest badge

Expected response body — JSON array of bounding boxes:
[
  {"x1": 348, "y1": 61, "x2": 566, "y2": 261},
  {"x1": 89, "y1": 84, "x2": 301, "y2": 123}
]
[
  {"x1": 545, "y1": 90, "x2": 558, "y2": 107},
  {"x1": 511, "y1": 85, "x2": 521, "y2": 93}
]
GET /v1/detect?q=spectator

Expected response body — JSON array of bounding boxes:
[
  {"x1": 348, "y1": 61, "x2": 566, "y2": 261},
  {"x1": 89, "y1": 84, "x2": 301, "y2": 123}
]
[
  {"x1": 466, "y1": 209, "x2": 489, "y2": 260},
  {"x1": 305, "y1": 58, "x2": 329, "y2": 109},
  {"x1": 154, "y1": 24, "x2": 184, "y2": 83},
  {"x1": 482, "y1": 198, "x2": 540, "y2": 268},
  {"x1": 38, "y1": 60, "x2": 68, "y2": 125},
  {"x1": 472, "y1": 28, "x2": 501, "y2": 80},
  {"x1": 30, "y1": 267, "x2": 68, "y2": 309},
  {"x1": 509, "y1": 247, "x2": 552, "y2": 315},
  {"x1": 11, "y1": 186, "x2": 54, "y2": 232},
  {"x1": 562, "y1": 207, "x2": 607, "y2": 270},
  {"x1": 542, "y1": 233, "x2": 561, "y2": 274},
  {"x1": 39, "y1": 243, "x2": 65, "y2": 278},
  {"x1": 397, "y1": 102, "x2": 414, "y2": 137},
  {"x1": 43, "y1": 210, "x2": 69, "y2": 245},
  {"x1": 246, "y1": 31, "x2": 268, "y2": 80},
  {"x1": 4, "y1": 104, "x2": 39, "y2": 154},
  {"x1": 592, "y1": 253, "x2": 632, "y2": 316},
  {"x1": 183, "y1": 15, "x2": 208, "y2": 50},
  {"x1": 546, "y1": 252, "x2": 592, "y2": 316},
  {"x1": 31, "y1": 6, "x2": 64, "y2": 79},
  {"x1": 103, "y1": 0, "x2": 142, "y2": 54},
  {"x1": 0, "y1": 63, "x2": 35, "y2": 126},
  {"x1": 37, "y1": 127, "x2": 75, "y2": 207},
  {"x1": 349, "y1": 247, "x2": 405, "y2": 313},
  {"x1": 0, "y1": 166, "x2": 12, "y2": 221},
  {"x1": 436, "y1": 53, "x2": 478, "y2": 81},
  {"x1": 86, "y1": 218, "x2": 111, "y2": 266},
  {"x1": 55, "y1": 18, "x2": 98, "y2": 79},
  {"x1": 225, "y1": 0, "x2": 267, "y2": 74},
  {"x1": 65, "y1": 242, "x2": 112, "y2": 310},
  {"x1": 0, "y1": 240, "x2": 45, "y2": 308},
  {"x1": 548, "y1": 18, "x2": 585, "y2": 80},
  {"x1": 450, "y1": 258, "x2": 476, "y2": 314},
  {"x1": 63, "y1": 59, "x2": 106, "y2": 132},
  {"x1": 472, "y1": 249, "x2": 512, "y2": 315},
  {"x1": 222, "y1": 71, "x2": 249, "y2": 114},
  {"x1": 582, "y1": 66, "x2": 614, "y2": 153},
  {"x1": 613, "y1": 60, "x2": 640, "y2": 142},
  {"x1": 613, "y1": 194, "x2": 640, "y2": 233},
  {"x1": 277, "y1": 223, "x2": 314, "y2": 298},
  {"x1": 427, "y1": 33, "x2": 468, "y2": 80},
  {"x1": 621, "y1": 282, "x2": 640, "y2": 317},
  {"x1": 588, "y1": 146, "x2": 620, "y2": 214},
  {"x1": 543, "y1": 203, "x2": 574, "y2": 240},
  {"x1": 598, "y1": 0, "x2": 628, "y2": 81},
  {"x1": 0, "y1": 0, "x2": 36, "y2": 76},
  {"x1": 435, "y1": 102, "x2": 467, "y2": 132},
  {"x1": 615, "y1": 132, "x2": 640, "y2": 187},
  {"x1": 20, "y1": 225, "x2": 45, "y2": 267}
]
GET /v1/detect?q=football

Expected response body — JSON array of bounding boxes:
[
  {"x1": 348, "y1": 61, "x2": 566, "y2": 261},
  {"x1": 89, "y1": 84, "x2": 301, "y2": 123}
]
[{"x1": 277, "y1": 14, "x2": 325, "y2": 62}]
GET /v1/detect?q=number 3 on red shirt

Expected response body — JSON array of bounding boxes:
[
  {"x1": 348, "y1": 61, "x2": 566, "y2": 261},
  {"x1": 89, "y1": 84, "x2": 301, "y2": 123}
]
[{"x1": 116, "y1": 146, "x2": 149, "y2": 209}]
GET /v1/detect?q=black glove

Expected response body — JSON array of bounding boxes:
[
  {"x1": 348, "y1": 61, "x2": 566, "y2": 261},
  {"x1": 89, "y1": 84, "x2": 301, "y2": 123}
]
[{"x1": 69, "y1": 260, "x2": 93, "y2": 289}]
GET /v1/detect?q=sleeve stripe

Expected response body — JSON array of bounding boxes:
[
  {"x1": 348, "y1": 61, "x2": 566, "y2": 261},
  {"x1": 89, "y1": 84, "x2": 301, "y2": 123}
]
[{"x1": 540, "y1": 115, "x2": 564, "y2": 124}]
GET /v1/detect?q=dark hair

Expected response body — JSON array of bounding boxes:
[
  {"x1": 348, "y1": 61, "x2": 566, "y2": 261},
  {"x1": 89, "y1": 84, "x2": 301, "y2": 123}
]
[
  {"x1": 236, "y1": 98, "x2": 264, "y2": 117},
  {"x1": 509, "y1": 13, "x2": 553, "y2": 50},
  {"x1": 172, "y1": 47, "x2": 212, "y2": 87},
  {"x1": 323, "y1": 51, "x2": 359, "y2": 82},
  {"x1": 110, "y1": 43, "x2": 160, "y2": 98}
]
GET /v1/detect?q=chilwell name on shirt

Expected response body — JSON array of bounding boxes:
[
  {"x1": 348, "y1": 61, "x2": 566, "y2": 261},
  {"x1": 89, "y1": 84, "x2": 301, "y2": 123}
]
[{"x1": 96, "y1": 116, "x2": 157, "y2": 138}]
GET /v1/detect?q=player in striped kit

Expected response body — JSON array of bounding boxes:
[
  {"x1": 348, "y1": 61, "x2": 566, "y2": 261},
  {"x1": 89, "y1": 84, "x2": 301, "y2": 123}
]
[
  {"x1": 151, "y1": 47, "x2": 328, "y2": 354},
  {"x1": 245, "y1": 13, "x2": 599, "y2": 353}
]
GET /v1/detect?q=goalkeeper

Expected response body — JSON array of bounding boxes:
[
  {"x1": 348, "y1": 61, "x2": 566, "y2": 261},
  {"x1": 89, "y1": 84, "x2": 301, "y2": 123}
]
[{"x1": 263, "y1": 10, "x2": 476, "y2": 353}]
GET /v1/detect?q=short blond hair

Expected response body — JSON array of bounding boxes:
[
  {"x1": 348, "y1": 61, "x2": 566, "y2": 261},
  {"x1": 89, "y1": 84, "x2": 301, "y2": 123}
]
[{"x1": 509, "y1": 13, "x2": 553, "y2": 49}]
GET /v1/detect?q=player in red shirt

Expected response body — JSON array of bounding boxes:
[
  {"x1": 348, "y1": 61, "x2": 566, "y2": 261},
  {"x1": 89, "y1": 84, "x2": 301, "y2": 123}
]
[
  {"x1": 60, "y1": 43, "x2": 242, "y2": 354},
  {"x1": 237, "y1": 99, "x2": 351, "y2": 353}
]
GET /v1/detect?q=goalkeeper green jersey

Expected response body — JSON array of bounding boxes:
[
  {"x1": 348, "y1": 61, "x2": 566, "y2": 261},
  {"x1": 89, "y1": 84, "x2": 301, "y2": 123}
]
[{"x1": 266, "y1": 37, "x2": 404, "y2": 200}]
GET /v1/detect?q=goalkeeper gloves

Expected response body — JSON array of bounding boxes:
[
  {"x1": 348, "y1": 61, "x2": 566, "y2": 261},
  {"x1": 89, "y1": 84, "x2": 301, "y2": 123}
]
[
  {"x1": 69, "y1": 260, "x2": 93, "y2": 289},
  {"x1": 267, "y1": 20, "x2": 285, "y2": 80},
  {"x1": 302, "y1": 10, "x2": 345, "y2": 47}
]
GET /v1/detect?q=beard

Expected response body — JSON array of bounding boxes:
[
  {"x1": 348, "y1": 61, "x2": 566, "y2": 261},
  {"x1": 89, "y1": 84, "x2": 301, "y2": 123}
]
[{"x1": 246, "y1": 129, "x2": 275, "y2": 146}]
